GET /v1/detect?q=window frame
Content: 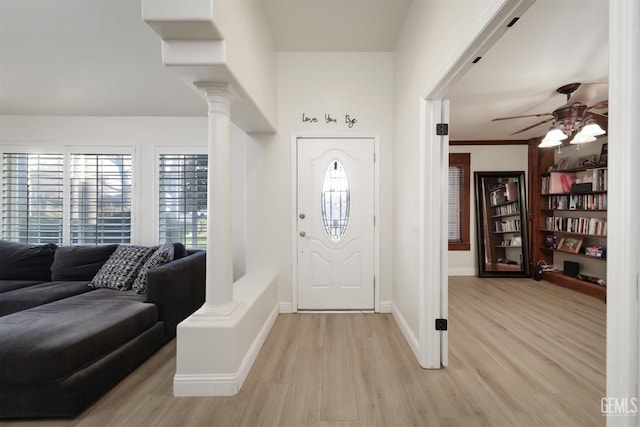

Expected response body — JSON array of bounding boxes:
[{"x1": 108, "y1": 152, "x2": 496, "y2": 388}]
[
  {"x1": 155, "y1": 147, "x2": 208, "y2": 250},
  {"x1": 0, "y1": 145, "x2": 138, "y2": 245},
  {"x1": 448, "y1": 152, "x2": 471, "y2": 251},
  {"x1": 69, "y1": 151, "x2": 134, "y2": 245}
]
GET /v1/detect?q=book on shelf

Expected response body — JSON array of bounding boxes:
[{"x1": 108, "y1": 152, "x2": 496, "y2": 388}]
[
  {"x1": 582, "y1": 168, "x2": 608, "y2": 192},
  {"x1": 545, "y1": 194, "x2": 607, "y2": 210},
  {"x1": 495, "y1": 218, "x2": 521, "y2": 232},
  {"x1": 542, "y1": 172, "x2": 576, "y2": 194},
  {"x1": 546, "y1": 216, "x2": 607, "y2": 236},
  {"x1": 495, "y1": 203, "x2": 519, "y2": 216}
]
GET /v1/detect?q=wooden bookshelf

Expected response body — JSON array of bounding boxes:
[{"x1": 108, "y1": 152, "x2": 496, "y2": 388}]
[{"x1": 528, "y1": 139, "x2": 607, "y2": 301}]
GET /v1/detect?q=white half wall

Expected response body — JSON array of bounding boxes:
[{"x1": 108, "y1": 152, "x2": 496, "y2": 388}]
[{"x1": 448, "y1": 144, "x2": 528, "y2": 276}]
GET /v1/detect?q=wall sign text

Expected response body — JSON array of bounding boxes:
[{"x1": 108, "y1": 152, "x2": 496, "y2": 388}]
[{"x1": 302, "y1": 113, "x2": 358, "y2": 128}]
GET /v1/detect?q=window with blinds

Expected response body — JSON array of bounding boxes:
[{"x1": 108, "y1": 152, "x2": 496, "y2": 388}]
[
  {"x1": 448, "y1": 165, "x2": 462, "y2": 241},
  {"x1": 448, "y1": 153, "x2": 471, "y2": 251},
  {"x1": 70, "y1": 154, "x2": 132, "y2": 244},
  {"x1": 2, "y1": 153, "x2": 64, "y2": 244},
  {"x1": 158, "y1": 154, "x2": 208, "y2": 249}
]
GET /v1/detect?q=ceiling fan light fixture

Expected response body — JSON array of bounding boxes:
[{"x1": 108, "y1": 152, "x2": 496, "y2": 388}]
[
  {"x1": 544, "y1": 127, "x2": 568, "y2": 141},
  {"x1": 579, "y1": 120, "x2": 606, "y2": 137},
  {"x1": 539, "y1": 137, "x2": 563, "y2": 148},
  {"x1": 569, "y1": 133, "x2": 597, "y2": 144}
]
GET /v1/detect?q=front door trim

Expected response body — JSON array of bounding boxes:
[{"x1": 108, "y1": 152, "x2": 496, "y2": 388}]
[{"x1": 291, "y1": 133, "x2": 380, "y2": 313}]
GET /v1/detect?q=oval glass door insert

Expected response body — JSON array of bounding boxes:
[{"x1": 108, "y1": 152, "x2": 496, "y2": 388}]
[{"x1": 321, "y1": 160, "x2": 350, "y2": 241}]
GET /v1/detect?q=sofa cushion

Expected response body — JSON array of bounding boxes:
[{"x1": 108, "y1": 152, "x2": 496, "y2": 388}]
[
  {"x1": 0, "y1": 241, "x2": 57, "y2": 281},
  {"x1": 0, "y1": 281, "x2": 94, "y2": 317},
  {"x1": 91, "y1": 245, "x2": 155, "y2": 290},
  {"x1": 173, "y1": 242, "x2": 186, "y2": 260},
  {"x1": 132, "y1": 243, "x2": 174, "y2": 294},
  {"x1": 51, "y1": 244, "x2": 118, "y2": 281},
  {"x1": 0, "y1": 289, "x2": 156, "y2": 385},
  {"x1": 0, "y1": 280, "x2": 47, "y2": 294}
]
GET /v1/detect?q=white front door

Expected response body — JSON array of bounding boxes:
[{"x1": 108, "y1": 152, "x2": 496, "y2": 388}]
[{"x1": 296, "y1": 137, "x2": 375, "y2": 310}]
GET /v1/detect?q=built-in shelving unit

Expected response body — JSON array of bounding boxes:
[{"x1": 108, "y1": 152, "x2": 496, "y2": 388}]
[{"x1": 529, "y1": 141, "x2": 607, "y2": 301}]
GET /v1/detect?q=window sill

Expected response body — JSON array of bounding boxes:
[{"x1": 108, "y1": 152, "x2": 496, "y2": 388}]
[{"x1": 449, "y1": 242, "x2": 470, "y2": 251}]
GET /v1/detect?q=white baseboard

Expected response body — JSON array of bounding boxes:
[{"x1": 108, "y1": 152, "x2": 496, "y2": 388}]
[
  {"x1": 379, "y1": 300, "x2": 392, "y2": 313},
  {"x1": 174, "y1": 373, "x2": 240, "y2": 396},
  {"x1": 174, "y1": 302, "x2": 280, "y2": 397},
  {"x1": 448, "y1": 268, "x2": 476, "y2": 276},
  {"x1": 391, "y1": 302, "x2": 420, "y2": 361},
  {"x1": 236, "y1": 303, "x2": 279, "y2": 388},
  {"x1": 279, "y1": 302, "x2": 293, "y2": 313}
]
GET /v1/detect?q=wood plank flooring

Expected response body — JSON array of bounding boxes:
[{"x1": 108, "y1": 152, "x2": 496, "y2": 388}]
[{"x1": 1, "y1": 277, "x2": 606, "y2": 426}]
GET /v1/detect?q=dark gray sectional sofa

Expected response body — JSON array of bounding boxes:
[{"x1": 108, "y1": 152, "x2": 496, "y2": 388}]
[{"x1": 0, "y1": 240, "x2": 206, "y2": 419}]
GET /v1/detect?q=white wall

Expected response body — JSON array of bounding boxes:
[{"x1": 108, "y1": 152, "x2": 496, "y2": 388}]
[
  {"x1": 271, "y1": 52, "x2": 394, "y2": 307},
  {"x1": 0, "y1": 115, "x2": 248, "y2": 278},
  {"x1": 392, "y1": 0, "x2": 493, "y2": 340}
]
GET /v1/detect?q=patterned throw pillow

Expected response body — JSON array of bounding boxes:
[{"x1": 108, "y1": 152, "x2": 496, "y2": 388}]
[
  {"x1": 90, "y1": 245, "x2": 156, "y2": 291},
  {"x1": 132, "y1": 243, "x2": 175, "y2": 294}
]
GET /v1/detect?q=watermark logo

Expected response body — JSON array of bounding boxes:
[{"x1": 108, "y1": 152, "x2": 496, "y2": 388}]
[{"x1": 601, "y1": 397, "x2": 639, "y2": 416}]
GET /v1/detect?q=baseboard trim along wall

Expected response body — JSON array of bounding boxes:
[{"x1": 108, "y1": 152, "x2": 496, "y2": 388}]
[
  {"x1": 448, "y1": 268, "x2": 476, "y2": 276},
  {"x1": 391, "y1": 302, "x2": 420, "y2": 361},
  {"x1": 279, "y1": 302, "x2": 293, "y2": 313},
  {"x1": 379, "y1": 300, "x2": 392, "y2": 313},
  {"x1": 173, "y1": 303, "x2": 279, "y2": 396}
]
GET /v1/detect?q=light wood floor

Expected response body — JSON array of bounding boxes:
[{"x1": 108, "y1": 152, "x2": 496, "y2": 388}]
[{"x1": 1, "y1": 277, "x2": 606, "y2": 426}]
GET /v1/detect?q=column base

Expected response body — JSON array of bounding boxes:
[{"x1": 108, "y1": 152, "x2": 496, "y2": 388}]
[
  {"x1": 197, "y1": 299, "x2": 243, "y2": 318},
  {"x1": 173, "y1": 271, "x2": 279, "y2": 396}
]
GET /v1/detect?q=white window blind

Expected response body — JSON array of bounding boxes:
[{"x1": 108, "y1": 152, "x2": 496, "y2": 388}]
[
  {"x1": 2, "y1": 153, "x2": 64, "y2": 244},
  {"x1": 70, "y1": 154, "x2": 132, "y2": 244},
  {"x1": 448, "y1": 165, "x2": 462, "y2": 241},
  {"x1": 158, "y1": 154, "x2": 208, "y2": 249}
]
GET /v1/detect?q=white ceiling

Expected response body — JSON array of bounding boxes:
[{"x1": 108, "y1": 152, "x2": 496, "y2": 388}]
[
  {"x1": 0, "y1": 0, "x2": 608, "y2": 140},
  {"x1": 446, "y1": 0, "x2": 609, "y2": 140},
  {"x1": 261, "y1": 0, "x2": 411, "y2": 52}
]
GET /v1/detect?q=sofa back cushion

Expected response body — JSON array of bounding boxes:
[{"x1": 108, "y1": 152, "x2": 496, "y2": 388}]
[
  {"x1": 0, "y1": 240, "x2": 57, "y2": 281},
  {"x1": 173, "y1": 242, "x2": 186, "y2": 260},
  {"x1": 51, "y1": 244, "x2": 118, "y2": 281}
]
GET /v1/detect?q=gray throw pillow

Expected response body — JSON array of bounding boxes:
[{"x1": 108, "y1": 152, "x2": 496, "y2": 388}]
[
  {"x1": 91, "y1": 245, "x2": 156, "y2": 291},
  {"x1": 132, "y1": 243, "x2": 174, "y2": 294}
]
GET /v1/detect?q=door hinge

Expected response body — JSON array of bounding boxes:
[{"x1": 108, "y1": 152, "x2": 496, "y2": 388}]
[
  {"x1": 436, "y1": 123, "x2": 449, "y2": 136},
  {"x1": 435, "y1": 318, "x2": 448, "y2": 331},
  {"x1": 373, "y1": 215, "x2": 376, "y2": 226}
]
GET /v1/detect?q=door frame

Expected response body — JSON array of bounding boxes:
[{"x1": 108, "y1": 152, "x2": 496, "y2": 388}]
[
  {"x1": 291, "y1": 134, "x2": 381, "y2": 313},
  {"x1": 418, "y1": 0, "x2": 536, "y2": 368}
]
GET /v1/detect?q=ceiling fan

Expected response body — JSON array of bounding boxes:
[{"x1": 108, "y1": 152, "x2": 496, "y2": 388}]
[{"x1": 492, "y1": 83, "x2": 608, "y2": 144}]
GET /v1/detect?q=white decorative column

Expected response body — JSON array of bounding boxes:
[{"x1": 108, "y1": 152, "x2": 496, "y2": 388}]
[{"x1": 196, "y1": 82, "x2": 239, "y2": 315}]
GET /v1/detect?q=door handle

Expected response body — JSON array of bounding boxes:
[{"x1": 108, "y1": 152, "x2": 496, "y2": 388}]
[{"x1": 299, "y1": 231, "x2": 306, "y2": 237}]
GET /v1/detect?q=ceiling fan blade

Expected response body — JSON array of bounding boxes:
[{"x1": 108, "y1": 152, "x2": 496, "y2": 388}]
[
  {"x1": 509, "y1": 118, "x2": 554, "y2": 135},
  {"x1": 588, "y1": 111, "x2": 608, "y2": 119},
  {"x1": 565, "y1": 83, "x2": 608, "y2": 105},
  {"x1": 588, "y1": 100, "x2": 609, "y2": 110},
  {"x1": 492, "y1": 113, "x2": 552, "y2": 122}
]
